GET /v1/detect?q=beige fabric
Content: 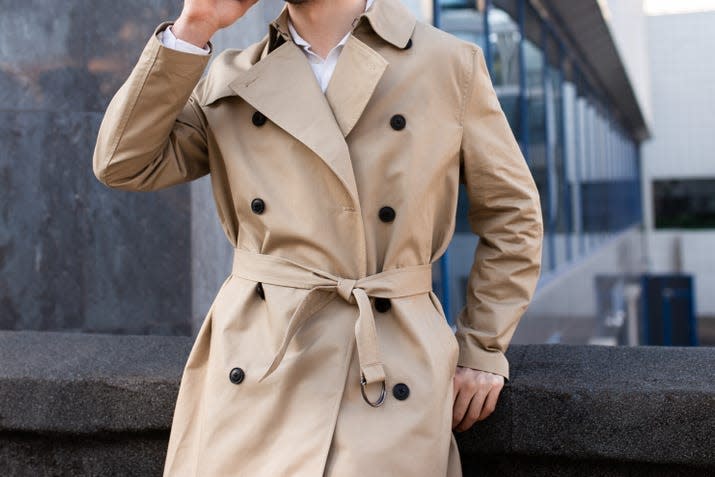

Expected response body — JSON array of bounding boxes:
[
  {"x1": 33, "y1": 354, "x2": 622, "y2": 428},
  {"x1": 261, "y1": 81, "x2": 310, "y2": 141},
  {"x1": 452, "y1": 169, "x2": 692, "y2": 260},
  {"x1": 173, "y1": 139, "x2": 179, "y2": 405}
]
[{"x1": 92, "y1": 0, "x2": 543, "y2": 474}]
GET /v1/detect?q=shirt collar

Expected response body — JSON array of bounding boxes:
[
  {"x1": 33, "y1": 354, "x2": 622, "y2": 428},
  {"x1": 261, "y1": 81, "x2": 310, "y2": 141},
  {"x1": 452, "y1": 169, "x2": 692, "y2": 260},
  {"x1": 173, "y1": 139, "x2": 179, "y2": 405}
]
[{"x1": 269, "y1": 0, "x2": 415, "y2": 52}]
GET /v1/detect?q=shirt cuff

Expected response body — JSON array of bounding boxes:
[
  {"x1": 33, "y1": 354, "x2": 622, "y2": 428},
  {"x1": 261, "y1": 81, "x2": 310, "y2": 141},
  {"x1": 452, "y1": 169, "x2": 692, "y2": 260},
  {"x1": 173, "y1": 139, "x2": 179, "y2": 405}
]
[{"x1": 158, "y1": 25, "x2": 211, "y2": 55}]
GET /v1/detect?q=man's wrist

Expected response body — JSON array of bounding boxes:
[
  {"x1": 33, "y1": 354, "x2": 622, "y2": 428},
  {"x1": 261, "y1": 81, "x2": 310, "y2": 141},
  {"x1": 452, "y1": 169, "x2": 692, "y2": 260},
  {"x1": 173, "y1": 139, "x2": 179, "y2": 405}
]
[
  {"x1": 161, "y1": 25, "x2": 211, "y2": 55},
  {"x1": 171, "y1": 13, "x2": 218, "y2": 49}
]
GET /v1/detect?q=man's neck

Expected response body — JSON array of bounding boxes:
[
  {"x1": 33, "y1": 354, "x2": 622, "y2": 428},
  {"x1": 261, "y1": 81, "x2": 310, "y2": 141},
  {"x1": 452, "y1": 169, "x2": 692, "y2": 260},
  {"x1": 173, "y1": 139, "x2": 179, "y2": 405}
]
[{"x1": 287, "y1": 0, "x2": 368, "y2": 59}]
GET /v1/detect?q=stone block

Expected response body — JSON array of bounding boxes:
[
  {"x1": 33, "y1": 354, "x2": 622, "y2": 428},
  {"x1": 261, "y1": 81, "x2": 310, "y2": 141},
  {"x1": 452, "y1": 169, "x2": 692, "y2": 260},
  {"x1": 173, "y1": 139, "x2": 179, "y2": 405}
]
[{"x1": 1, "y1": 332, "x2": 713, "y2": 476}]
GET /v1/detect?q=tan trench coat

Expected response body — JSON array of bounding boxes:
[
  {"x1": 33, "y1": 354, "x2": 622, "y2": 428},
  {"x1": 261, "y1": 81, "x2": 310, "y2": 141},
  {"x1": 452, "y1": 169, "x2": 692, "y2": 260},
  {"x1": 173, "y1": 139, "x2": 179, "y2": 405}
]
[{"x1": 92, "y1": 0, "x2": 543, "y2": 475}]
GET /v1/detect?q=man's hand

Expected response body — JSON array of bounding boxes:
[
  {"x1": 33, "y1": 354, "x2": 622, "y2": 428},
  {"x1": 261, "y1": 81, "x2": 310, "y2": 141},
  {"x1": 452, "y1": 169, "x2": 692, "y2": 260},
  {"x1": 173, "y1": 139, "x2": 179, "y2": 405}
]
[
  {"x1": 452, "y1": 365, "x2": 504, "y2": 432},
  {"x1": 173, "y1": 0, "x2": 261, "y2": 49}
]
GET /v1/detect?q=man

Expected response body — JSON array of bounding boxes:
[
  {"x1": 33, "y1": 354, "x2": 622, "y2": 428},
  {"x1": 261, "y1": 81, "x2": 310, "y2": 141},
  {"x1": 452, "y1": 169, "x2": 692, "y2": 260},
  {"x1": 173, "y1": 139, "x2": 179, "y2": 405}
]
[{"x1": 92, "y1": 0, "x2": 543, "y2": 475}]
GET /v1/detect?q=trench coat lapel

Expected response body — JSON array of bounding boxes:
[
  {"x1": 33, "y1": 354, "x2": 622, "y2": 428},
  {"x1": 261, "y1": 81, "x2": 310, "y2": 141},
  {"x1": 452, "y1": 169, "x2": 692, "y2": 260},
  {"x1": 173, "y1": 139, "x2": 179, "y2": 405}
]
[
  {"x1": 228, "y1": 39, "x2": 360, "y2": 206},
  {"x1": 324, "y1": 0, "x2": 416, "y2": 136},
  {"x1": 324, "y1": 35, "x2": 388, "y2": 138}
]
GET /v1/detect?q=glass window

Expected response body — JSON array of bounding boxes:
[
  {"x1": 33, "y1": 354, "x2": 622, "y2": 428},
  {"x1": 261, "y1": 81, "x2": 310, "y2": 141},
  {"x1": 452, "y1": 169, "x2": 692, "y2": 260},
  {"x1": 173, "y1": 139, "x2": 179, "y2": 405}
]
[
  {"x1": 488, "y1": 8, "x2": 520, "y2": 88},
  {"x1": 524, "y1": 37, "x2": 543, "y2": 89},
  {"x1": 563, "y1": 81, "x2": 580, "y2": 258},
  {"x1": 653, "y1": 179, "x2": 715, "y2": 229},
  {"x1": 440, "y1": 0, "x2": 473, "y2": 8},
  {"x1": 524, "y1": 37, "x2": 547, "y2": 226},
  {"x1": 438, "y1": 1, "x2": 486, "y2": 50},
  {"x1": 575, "y1": 94, "x2": 587, "y2": 255},
  {"x1": 488, "y1": 6, "x2": 521, "y2": 132},
  {"x1": 546, "y1": 62, "x2": 569, "y2": 266}
]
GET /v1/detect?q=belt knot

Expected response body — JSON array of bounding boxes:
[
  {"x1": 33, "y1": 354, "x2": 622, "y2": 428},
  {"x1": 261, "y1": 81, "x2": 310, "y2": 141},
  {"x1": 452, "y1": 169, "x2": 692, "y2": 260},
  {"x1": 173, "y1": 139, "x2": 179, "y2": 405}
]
[
  {"x1": 336, "y1": 278, "x2": 358, "y2": 303},
  {"x1": 230, "y1": 248, "x2": 434, "y2": 408}
]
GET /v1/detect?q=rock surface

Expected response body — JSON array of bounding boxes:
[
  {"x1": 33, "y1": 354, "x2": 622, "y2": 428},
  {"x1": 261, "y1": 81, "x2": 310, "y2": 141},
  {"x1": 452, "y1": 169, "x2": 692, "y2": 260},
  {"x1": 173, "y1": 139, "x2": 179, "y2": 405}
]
[{"x1": 1, "y1": 330, "x2": 713, "y2": 476}]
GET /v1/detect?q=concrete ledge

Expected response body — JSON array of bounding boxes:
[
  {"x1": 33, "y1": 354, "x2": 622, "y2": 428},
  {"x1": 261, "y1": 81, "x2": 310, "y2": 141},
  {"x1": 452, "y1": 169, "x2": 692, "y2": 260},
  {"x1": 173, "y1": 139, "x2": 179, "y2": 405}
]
[
  {"x1": 0, "y1": 331, "x2": 192, "y2": 433},
  {"x1": 1, "y1": 331, "x2": 713, "y2": 476},
  {"x1": 455, "y1": 345, "x2": 714, "y2": 475}
]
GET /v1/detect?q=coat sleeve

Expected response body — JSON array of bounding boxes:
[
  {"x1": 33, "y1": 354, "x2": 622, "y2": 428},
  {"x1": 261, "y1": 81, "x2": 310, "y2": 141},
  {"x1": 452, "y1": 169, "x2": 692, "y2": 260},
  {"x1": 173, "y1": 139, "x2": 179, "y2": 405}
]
[
  {"x1": 93, "y1": 22, "x2": 212, "y2": 192},
  {"x1": 455, "y1": 45, "x2": 544, "y2": 380}
]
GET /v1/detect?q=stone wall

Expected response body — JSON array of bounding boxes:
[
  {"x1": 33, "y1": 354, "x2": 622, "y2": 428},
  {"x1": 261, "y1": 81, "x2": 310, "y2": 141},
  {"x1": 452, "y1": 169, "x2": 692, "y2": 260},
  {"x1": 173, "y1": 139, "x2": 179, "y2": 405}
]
[
  {"x1": 1, "y1": 330, "x2": 712, "y2": 476},
  {"x1": 0, "y1": 0, "x2": 283, "y2": 336}
]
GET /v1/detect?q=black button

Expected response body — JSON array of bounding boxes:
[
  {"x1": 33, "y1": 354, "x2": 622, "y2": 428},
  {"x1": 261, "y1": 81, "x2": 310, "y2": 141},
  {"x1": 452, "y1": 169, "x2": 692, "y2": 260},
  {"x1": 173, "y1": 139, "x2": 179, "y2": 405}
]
[
  {"x1": 252, "y1": 111, "x2": 267, "y2": 127},
  {"x1": 378, "y1": 206, "x2": 396, "y2": 223},
  {"x1": 393, "y1": 383, "x2": 410, "y2": 400},
  {"x1": 255, "y1": 282, "x2": 265, "y2": 300},
  {"x1": 390, "y1": 114, "x2": 406, "y2": 130},
  {"x1": 229, "y1": 367, "x2": 245, "y2": 384},
  {"x1": 251, "y1": 198, "x2": 265, "y2": 214},
  {"x1": 374, "y1": 297, "x2": 391, "y2": 313},
  {"x1": 403, "y1": 38, "x2": 412, "y2": 50}
]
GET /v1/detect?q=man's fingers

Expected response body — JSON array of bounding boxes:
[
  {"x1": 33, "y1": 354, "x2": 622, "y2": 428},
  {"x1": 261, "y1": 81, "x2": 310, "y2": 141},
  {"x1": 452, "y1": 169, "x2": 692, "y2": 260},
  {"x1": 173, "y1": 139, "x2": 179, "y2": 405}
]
[
  {"x1": 452, "y1": 369, "x2": 477, "y2": 428},
  {"x1": 452, "y1": 367, "x2": 506, "y2": 432},
  {"x1": 477, "y1": 385, "x2": 502, "y2": 421},
  {"x1": 451, "y1": 387, "x2": 473, "y2": 429},
  {"x1": 456, "y1": 389, "x2": 487, "y2": 432}
]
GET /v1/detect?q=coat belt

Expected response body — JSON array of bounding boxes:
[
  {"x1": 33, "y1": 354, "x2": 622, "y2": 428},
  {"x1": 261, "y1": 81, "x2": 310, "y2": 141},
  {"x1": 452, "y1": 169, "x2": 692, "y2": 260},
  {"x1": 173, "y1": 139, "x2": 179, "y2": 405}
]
[{"x1": 231, "y1": 248, "x2": 433, "y2": 406}]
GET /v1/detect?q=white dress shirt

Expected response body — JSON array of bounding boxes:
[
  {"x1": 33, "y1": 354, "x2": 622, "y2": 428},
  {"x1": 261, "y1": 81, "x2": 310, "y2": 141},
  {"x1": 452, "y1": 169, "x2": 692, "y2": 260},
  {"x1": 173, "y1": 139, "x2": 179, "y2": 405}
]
[
  {"x1": 159, "y1": 0, "x2": 374, "y2": 92},
  {"x1": 159, "y1": 25, "x2": 212, "y2": 55}
]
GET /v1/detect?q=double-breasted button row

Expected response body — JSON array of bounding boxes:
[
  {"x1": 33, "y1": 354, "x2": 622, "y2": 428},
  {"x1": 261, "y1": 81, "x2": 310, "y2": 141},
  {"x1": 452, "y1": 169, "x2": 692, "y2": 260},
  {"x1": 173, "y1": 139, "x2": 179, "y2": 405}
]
[
  {"x1": 231, "y1": 365, "x2": 400, "y2": 399},
  {"x1": 255, "y1": 109, "x2": 408, "y2": 132},
  {"x1": 229, "y1": 367, "x2": 245, "y2": 384},
  {"x1": 252, "y1": 197, "x2": 394, "y2": 225}
]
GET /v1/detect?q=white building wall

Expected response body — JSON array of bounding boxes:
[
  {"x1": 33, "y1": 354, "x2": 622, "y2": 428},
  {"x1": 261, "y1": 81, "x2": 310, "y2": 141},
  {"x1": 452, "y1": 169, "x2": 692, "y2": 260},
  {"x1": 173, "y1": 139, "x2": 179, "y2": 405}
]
[
  {"x1": 642, "y1": 11, "x2": 715, "y2": 182},
  {"x1": 641, "y1": 10, "x2": 715, "y2": 317}
]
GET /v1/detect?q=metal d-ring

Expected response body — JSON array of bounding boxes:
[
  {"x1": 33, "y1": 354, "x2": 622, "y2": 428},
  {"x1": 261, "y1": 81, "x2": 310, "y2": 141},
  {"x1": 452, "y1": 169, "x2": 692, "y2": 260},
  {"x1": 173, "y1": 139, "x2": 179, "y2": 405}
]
[{"x1": 360, "y1": 372, "x2": 386, "y2": 407}]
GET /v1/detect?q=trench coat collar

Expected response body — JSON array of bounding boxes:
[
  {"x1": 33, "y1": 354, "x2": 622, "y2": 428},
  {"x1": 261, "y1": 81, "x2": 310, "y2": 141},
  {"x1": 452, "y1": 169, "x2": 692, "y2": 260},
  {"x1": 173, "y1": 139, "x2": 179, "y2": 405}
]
[
  {"x1": 267, "y1": 0, "x2": 416, "y2": 53},
  {"x1": 352, "y1": 0, "x2": 417, "y2": 49},
  {"x1": 201, "y1": 0, "x2": 416, "y2": 207}
]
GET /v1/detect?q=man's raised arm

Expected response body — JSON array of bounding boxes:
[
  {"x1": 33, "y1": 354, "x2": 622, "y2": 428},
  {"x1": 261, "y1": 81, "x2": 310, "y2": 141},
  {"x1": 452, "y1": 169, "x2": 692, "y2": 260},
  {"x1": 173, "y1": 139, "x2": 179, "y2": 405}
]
[{"x1": 92, "y1": 0, "x2": 258, "y2": 191}]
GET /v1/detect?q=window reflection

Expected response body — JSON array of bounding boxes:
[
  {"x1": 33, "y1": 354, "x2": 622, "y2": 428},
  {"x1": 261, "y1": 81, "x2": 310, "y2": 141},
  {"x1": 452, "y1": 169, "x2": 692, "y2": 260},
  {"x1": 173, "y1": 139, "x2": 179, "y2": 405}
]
[
  {"x1": 489, "y1": 6, "x2": 521, "y2": 132},
  {"x1": 439, "y1": 0, "x2": 486, "y2": 49},
  {"x1": 488, "y1": 8, "x2": 520, "y2": 87},
  {"x1": 524, "y1": 37, "x2": 548, "y2": 227},
  {"x1": 547, "y1": 62, "x2": 569, "y2": 266}
]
